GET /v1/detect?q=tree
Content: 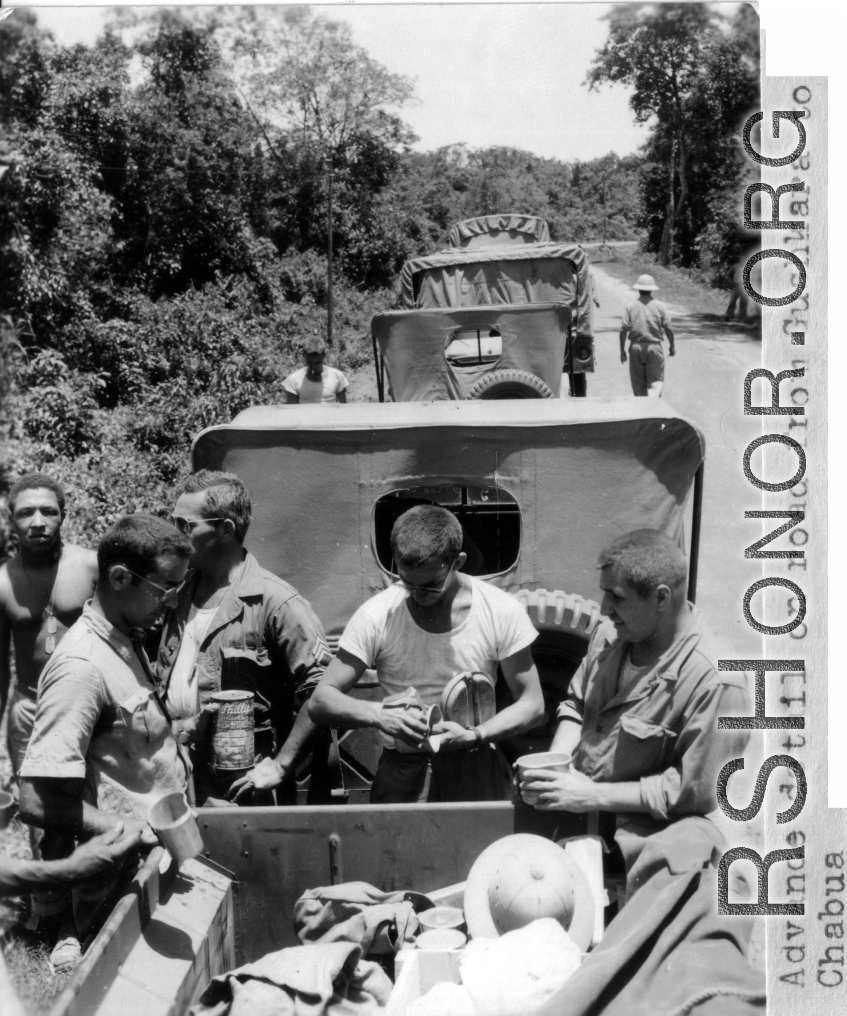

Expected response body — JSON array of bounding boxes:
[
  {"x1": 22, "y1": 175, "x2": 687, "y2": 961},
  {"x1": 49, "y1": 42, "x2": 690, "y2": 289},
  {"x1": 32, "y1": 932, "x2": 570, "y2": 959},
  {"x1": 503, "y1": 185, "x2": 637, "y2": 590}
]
[
  {"x1": 229, "y1": 7, "x2": 414, "y2": 153},
  {"x1": 586, "y1": 3, "x2": 757, "y2": 272},
  {"x1": 219, "y1": 7, "x2": 418, "y2": 287},
  {"x1": 587, "y1": 3, "x2": 716, "y2": 265}
]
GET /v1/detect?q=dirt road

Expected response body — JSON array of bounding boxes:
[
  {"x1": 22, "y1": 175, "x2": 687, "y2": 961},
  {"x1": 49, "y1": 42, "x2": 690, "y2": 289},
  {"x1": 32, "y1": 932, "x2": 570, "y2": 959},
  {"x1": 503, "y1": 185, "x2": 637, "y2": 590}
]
[
  {"x1": 349, "y1": 265, "x2": 765, "y2": 655},
  {"x1": 588, "y1": 265, "x2": 764, "y2": 657}
]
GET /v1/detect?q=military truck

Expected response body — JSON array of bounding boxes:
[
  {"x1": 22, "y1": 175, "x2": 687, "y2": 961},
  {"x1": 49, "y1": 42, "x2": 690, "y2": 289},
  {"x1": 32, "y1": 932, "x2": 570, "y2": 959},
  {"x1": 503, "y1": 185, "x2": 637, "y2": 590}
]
[
  {"x1": 372, "y1": 215, "x2": 595, "y2": 401},
  {"x1": 44, "y1": 395, "x2": 705, "y2": 1016}
]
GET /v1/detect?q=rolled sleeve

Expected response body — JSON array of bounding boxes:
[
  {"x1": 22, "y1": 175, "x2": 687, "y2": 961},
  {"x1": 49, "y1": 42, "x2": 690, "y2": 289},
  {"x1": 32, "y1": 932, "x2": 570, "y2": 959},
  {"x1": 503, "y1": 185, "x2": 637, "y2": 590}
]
[
  {"x1": 556, "y1": 626, "x2": 607, "y2": 727},
  {"x1": 556, "y1": 657, "x2": 587, "y2": 726},
  {"x1": 268, "y1": 594, "x2": 332, "y2": 698},
  {"x1": 19, "y1": 657, "x2": 103, "y2": 780},
  {"x1": 639, "y1": 675, "x2": 751, "y2": 821}
]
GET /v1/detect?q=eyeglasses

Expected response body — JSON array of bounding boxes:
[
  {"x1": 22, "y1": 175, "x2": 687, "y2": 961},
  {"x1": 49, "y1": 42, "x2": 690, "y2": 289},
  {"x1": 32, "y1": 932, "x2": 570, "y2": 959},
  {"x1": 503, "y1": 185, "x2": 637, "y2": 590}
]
[
  {"x1": 169, "y1": 514, "x2": 227, "y2": 535},
  {"x1": 394, "y1": 560, "x2": 457, "y2": 598},
  {"x1": 125, "y1": 568, "x2": 186, "y2": 603}
]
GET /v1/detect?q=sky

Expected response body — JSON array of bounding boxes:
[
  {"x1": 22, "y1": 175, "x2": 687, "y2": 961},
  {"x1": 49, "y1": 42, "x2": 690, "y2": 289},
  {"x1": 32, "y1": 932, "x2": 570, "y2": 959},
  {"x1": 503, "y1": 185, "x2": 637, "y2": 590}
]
[{"x1": 14, "y1": 3, "x2": 653, "y2": 163}]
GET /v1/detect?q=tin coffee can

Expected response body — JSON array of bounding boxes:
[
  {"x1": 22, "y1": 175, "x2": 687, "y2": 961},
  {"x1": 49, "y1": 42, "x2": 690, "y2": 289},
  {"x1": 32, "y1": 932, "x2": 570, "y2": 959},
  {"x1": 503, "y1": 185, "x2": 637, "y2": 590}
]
[{"x1": 211, "y1": 690, "x2": 255, "y2": 770}]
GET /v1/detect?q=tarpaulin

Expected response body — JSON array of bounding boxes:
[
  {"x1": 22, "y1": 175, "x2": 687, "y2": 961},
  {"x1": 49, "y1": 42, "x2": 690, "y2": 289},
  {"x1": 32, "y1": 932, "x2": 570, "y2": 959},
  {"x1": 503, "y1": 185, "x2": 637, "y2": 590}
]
[
  {"x1": 399, "y1": 241, "x2": 593, "y2": 341},
  {"x1": 447, "y1": 215, "x2": 550, "y2": 248},
  {"x1": 371, "y1": 304, "x2": 569, "y2": 401},
  {"x1": 536, "y1": 819, "x2": 766, "y2": 1016},
  {"x1": 192, "y1": 399, "x2": 704, "y2": 639}
]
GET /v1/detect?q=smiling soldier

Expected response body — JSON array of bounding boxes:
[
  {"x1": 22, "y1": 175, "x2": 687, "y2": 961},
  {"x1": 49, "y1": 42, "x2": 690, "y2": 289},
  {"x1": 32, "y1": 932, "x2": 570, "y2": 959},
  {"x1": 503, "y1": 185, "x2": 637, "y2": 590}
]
[
  {"x1": 518, "y1": 529, "x2": 751, "y2": 872},
  {"x1": 309, "y1": 505, "x2": 545, "y2": 803}
]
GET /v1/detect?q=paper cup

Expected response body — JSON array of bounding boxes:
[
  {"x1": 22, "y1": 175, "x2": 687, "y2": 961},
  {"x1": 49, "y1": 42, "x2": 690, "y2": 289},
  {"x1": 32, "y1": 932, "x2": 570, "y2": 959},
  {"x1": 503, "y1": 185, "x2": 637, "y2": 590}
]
[
  {"x1": 515, "y1": 752, "x2": 572, "y2": 805},
  {"x1": 418, "y1": 905, "x2": 466, "y2": 931},
  {"x1": 0, "y1": 790, "x2": 15, "y2": 831},
  {"x1": 148, "y1": 791, "x2": 204, "y2": 866}
]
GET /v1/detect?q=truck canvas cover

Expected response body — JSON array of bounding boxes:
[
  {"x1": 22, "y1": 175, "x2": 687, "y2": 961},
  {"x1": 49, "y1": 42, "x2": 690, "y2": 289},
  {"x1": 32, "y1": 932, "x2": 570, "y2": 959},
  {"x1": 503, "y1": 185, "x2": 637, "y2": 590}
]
[
  {"x1": 192, "y1": 399, "x2": 704, "y2": 639},
  {"x1": 372, "y1": 304, "x2": 571, "y2": 401},
  {"x1": 399, "y1": 215, "x2": 593, "y2": 341}
]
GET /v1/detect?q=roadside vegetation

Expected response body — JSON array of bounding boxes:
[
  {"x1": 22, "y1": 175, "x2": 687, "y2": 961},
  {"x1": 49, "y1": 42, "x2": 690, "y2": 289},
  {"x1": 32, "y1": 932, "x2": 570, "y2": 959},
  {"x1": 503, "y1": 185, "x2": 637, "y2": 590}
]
[{"x1": 0, "y1": 5, "x2": 759, "y2": 558}]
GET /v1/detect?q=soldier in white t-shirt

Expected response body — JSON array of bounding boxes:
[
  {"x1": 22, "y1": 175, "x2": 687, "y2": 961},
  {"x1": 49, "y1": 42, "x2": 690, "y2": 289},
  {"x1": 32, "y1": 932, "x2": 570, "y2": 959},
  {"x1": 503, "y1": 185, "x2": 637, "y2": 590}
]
[
  {"x1": 282, "y1": 338, "x2": 349, "y2": 404},
  {"x1": 309, "y1": 506, "x2": 545, "y2": 803}
]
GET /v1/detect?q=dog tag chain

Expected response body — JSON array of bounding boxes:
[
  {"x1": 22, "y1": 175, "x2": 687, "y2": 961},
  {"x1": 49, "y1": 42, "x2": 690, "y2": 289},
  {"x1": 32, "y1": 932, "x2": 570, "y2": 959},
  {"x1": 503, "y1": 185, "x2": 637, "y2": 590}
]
[{"x1": 22, "y1": 558, "x2": 61, "y2": 654}]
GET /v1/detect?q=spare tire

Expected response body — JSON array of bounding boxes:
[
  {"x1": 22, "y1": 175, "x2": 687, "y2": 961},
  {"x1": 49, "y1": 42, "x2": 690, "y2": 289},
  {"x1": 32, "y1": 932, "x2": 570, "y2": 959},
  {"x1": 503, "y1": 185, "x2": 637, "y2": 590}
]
[{"x1": 466, "y1": 369, "x2": 554, "y2": 400}]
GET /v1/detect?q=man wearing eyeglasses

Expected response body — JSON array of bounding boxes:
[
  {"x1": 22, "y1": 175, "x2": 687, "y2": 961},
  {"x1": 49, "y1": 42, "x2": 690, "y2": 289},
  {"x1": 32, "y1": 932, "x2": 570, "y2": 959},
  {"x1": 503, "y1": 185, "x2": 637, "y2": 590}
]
[
  {"x1": 309, "y1": 506, "x2": 545, "y2": 803},
  {"x1": 18, "y1": 515, "x2": 191, "y2": 876},
  {"x1": 154, "y1": 470, "x2": 331, "y2": 805}
]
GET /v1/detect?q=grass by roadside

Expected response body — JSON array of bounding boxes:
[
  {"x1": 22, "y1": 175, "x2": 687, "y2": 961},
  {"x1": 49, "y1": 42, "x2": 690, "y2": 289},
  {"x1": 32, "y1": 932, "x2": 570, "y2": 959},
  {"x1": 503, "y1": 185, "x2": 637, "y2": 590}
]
[
  {"x1": 1, "y1": 711, "x2": 76, "y2": 1014},
  {"x1": 593, "y1": 247, "x2": 735, "y2": 318}
]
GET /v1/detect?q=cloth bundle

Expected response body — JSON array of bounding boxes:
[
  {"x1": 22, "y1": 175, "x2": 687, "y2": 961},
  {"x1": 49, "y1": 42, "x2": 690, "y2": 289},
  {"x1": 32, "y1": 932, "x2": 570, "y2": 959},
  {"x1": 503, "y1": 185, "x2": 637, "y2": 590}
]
[
  {"x1": 294, "y1": 881, "x2": 421, "y2": 955},
  {"x1": 189, "y1": 941, "x2": 393, "y2": 1016}
]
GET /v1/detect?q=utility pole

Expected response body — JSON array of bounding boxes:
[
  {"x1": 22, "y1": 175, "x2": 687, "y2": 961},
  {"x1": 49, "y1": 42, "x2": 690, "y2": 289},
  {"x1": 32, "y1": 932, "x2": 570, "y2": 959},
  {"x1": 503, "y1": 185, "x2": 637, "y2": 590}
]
[
  {"x1": 602, "y1": 175, "x2": 607, "y2": 248},
  {"x1": 325, "y1": 153, "x2": 334, "y2": 346}
]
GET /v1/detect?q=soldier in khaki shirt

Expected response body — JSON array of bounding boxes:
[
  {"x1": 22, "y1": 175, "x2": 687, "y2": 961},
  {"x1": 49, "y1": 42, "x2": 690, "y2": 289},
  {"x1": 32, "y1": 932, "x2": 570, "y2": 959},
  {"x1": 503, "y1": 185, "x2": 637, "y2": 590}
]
[{"x1": 519, "y1": 529, "x2": 750, "y2": 872}]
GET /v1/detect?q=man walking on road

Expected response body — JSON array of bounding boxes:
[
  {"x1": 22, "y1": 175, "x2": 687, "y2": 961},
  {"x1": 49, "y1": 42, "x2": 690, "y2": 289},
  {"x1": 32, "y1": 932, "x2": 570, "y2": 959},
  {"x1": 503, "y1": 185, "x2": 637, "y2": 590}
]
[{"x1": 619, "y1": 275, "x2": 675, "y2": 398}]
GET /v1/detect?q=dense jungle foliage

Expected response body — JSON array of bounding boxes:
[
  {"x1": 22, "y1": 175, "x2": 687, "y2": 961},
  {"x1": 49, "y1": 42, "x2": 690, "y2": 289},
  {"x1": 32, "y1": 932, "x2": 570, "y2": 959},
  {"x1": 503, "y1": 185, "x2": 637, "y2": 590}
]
[{"x1": 0, "y1": 5, "x2": 759, "y2": 554}]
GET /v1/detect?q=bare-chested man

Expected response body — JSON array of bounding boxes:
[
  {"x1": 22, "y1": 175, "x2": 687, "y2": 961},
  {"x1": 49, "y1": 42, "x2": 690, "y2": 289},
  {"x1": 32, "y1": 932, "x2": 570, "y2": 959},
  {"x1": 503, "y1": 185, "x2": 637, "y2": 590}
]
[
  {"x1": 1, "y1": 473, "x2": 98, "y2": 775},
  {"x1": 0, "y1": 473, "x2": 97, "y2": 970}
]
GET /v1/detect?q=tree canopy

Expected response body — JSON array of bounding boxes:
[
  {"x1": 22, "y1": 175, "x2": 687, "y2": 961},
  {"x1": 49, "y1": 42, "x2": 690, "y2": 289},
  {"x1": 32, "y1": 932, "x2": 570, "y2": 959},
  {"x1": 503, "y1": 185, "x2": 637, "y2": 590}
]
[
  {"x1": 587, "y1": 2, "x2": 759, "y2": 269},
  {"x1": 0, "y1": 4, "x2": 755, "y2": 555}
]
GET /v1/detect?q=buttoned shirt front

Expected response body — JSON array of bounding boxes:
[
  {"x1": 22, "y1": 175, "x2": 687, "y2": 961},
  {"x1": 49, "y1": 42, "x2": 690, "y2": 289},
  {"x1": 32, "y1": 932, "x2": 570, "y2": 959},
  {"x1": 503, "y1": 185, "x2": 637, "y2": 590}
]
[
  {"x1": 156, "y1": 552, "x2": 331, "y2": 750},
  {"x1": 557, "y1": 606, "x2": 750, "y2": 825},
  {"x1": 20, "y1": 603, "x2": 188, "y2": 824}
]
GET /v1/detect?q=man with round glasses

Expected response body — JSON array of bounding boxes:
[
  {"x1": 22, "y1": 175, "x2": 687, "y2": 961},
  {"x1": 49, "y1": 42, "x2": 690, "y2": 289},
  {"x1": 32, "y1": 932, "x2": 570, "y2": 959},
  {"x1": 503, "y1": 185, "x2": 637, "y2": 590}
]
[
  {"x1": 309, "y1": 505, "x2": 545, "y2": 803},
  {"x1": 19, "y1": 515, "x2": 191, "y2": 936},
  {"x1": 155, "y1": 470, "x2": 331, "y2": 805}
]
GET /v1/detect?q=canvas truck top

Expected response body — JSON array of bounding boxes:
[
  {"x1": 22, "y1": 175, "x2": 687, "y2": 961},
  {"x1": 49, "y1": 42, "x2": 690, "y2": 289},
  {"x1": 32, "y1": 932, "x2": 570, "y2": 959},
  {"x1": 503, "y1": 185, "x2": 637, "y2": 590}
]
[
  {"x1": 447, "y1": 215, "x2": 551, "y2": 248},
  {"x1": 399, "y1": 238, "x2": 593, "y2": 341},
  {"x1": 372, "y1": 304, "x2": 571, "y2": 401},
  {"x1": 192, "y1": 399, "x2": 705, "y2": 640}
]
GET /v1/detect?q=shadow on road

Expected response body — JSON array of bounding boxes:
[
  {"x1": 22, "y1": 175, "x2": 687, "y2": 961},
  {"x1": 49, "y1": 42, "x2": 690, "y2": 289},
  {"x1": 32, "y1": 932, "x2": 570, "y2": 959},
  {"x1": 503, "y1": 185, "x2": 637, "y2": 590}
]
[{"x1": 673, "y1": 311, "x2": 761, "y2": 344}]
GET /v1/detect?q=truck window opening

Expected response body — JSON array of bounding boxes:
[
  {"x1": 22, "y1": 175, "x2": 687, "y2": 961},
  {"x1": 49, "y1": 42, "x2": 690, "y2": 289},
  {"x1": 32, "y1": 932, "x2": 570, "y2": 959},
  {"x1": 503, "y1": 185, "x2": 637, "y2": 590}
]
[
  {"x1": 372, "y1": 485, "x2": 520, "y2": 578},
  {"x1": 444, "y1": 329, "x2": 503, "y2": 370}
]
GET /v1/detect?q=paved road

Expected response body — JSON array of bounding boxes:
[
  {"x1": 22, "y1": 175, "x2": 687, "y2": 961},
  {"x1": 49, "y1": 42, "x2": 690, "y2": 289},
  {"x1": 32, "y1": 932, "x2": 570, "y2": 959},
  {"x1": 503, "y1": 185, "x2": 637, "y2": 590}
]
[{"x1": 588, "y1": 265, "x2": 764, "y2": 657}]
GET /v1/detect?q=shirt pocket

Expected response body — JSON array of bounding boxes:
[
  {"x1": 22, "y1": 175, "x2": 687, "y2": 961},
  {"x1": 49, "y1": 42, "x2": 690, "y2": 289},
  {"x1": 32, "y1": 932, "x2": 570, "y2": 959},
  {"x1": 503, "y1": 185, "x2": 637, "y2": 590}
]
[
  {"x1": 615, "y1": 714, "x2": 677, "y2": 778},
  {"x1": 220, "y1": 647, "x2": 273, "y2": 706},
  {"x1": 119, "y1": 689, "x2": 155, "y2": 756}
]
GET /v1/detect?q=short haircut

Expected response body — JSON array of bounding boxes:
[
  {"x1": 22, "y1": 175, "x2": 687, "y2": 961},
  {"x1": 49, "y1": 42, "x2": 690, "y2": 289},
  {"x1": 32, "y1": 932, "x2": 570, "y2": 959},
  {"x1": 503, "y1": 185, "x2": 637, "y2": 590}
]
[
  {"x1": 175, "y1": 470, "x2": 252, "y2": 543},
  {"x1": 598, "y1": 529, "x2": 687, "y2": 599},
  {"x1": 302, "y1": 337, "x2": 327, "y2": 356},
  {"x1": 98, "y1": 514, "x2": 190, "y2": 580},
  {"x1": 8, "y1": 473, "x2": 66, "y2": 514},
  {"x1": 391, "y1": 505, "x2": 463, "y2": 569}
]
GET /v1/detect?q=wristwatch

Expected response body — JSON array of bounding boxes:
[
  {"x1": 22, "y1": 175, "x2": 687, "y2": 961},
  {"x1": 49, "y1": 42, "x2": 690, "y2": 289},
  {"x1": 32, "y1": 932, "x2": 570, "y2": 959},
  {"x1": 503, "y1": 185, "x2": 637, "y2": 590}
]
[{"x1": 174, "y1": 724, "x2": 191, "y2": 746}]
